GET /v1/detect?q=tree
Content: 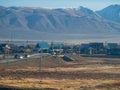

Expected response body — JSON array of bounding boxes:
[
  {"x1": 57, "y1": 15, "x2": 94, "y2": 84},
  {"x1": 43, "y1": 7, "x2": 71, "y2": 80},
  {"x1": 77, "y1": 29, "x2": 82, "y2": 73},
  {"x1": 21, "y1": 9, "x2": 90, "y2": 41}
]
[{"x1": 3, "y1": 44, "x2": 11, "y2": 59}]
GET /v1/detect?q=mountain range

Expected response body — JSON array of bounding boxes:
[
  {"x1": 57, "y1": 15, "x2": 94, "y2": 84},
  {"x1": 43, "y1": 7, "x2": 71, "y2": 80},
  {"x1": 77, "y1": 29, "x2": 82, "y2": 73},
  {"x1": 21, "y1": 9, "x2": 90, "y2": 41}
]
[
  {"x1": 0, "y1": 5, "x2": 120, "y2": 41},
  {"x1": 96, "y1": 4, "x2": 120, "y2": 23}
]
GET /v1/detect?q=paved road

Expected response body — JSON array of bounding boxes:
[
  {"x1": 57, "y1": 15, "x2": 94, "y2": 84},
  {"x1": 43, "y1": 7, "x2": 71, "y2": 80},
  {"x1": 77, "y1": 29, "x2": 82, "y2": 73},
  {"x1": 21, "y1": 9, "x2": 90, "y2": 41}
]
[
  {"x1": 0, "y1": 58, "x2": 21, "y2": 64},
  {"x1": 0, "y1": 53, "x2": 50, "y2": 64}
]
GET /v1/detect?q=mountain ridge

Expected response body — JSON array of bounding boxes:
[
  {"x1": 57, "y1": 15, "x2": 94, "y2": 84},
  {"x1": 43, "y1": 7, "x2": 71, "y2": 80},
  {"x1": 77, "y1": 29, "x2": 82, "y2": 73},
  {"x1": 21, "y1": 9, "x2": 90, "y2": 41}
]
[
  {"x1": 96, "y1": 4, "x2": 120, "y2": 23},
  {"x1": 0, "y1": 5, "x2": 120, "y2": 40}
]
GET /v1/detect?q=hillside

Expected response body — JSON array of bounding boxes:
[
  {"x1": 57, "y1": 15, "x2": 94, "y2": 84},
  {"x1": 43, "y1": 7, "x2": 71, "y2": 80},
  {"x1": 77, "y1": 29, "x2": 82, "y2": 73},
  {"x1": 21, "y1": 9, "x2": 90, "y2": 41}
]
[
  {"x1": 96, "y1": 4, "x2": 120, "y2": 23},
  {"x1": 0, "y1": 6, "x2": 120, "y2": 40}
]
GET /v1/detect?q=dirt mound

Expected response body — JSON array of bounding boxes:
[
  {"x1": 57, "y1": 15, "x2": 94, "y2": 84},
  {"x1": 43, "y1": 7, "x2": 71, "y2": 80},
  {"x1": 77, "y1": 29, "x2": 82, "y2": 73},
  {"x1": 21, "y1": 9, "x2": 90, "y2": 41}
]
[
  {"x1": 0, "y1": 56, "x2": 68, "y2": 69},
  {"x1": 61, "y1": 56, "x2": 73, "y2": 62}
]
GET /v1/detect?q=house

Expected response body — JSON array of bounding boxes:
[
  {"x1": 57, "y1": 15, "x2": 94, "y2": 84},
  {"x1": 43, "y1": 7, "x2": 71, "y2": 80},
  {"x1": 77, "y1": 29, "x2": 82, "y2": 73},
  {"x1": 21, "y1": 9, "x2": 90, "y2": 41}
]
[
  {"x1": 80, "y1": 44, "x2": 90, "y2": 54},
  {"x1": 106, "y1": 43, "x2": 120, "y2": 55},
  {"x1": 106, "y1": 43, "x2": 118, "y2": 49},
  {"x1": 89, "y1": 42, "x2": 104, "y2": 54},
  {"x1": 107, "y1": 48, "x2": 120, "y2": 55},
  {"x1": 80, "y1": 43, "x2": 105, "y2": 55},
  {"x1": 50, "y1": 42, "x2": 63, "y2": 55},
  {"x1": 36, "y1": 42, "x2": 50, "y2": 53},
  {"x1": 51, "y1": 42, "x2": 63, "y2": 49},
  {"x1": 63, "y1": 44, "x2": 74, "y2": 54}
]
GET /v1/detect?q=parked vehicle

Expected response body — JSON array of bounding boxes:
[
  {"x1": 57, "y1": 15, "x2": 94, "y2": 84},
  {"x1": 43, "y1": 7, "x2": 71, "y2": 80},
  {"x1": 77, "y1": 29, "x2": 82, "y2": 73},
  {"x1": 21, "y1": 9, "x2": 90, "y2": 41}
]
[
  {"x1": 25, "y1": 54, "x2": 30, "y2": 58},
  {"x1": 14, "y1": 54, "x2": 23, "y2": 59}
]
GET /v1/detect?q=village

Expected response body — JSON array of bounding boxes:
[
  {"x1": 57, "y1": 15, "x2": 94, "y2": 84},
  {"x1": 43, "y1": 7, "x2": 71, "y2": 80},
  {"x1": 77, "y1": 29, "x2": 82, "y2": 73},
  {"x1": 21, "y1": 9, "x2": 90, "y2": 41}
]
[
  {"x1": 0, "y1": 41, "x2": 120, "y2": 90},
  {"x1": 0, "y1": 41, "x2": 120, "y2": 60}
]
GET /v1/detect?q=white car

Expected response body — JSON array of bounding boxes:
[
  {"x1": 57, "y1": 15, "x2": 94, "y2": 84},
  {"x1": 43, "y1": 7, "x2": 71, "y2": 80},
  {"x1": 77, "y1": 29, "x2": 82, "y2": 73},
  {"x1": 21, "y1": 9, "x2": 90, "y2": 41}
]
[{"x1": 19, "y1": 56, "x2": 23, "y2": 59}]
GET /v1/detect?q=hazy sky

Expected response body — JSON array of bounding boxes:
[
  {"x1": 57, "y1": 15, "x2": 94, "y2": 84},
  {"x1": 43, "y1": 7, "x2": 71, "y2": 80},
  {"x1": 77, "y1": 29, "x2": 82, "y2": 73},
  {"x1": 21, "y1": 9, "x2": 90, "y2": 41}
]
[{"x1": 0, "y1": 0, "x2": 120, "y2": 10}]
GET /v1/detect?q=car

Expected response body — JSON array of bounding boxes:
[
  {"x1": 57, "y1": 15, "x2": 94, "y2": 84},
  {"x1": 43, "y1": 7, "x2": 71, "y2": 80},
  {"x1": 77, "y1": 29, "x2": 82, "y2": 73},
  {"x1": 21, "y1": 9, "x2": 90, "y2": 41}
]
[
  {"x1": 25, "y1": 54, "x2": 30, "y2": 58},
  {"x1": 19, "y1": 55, "x2": 23, "y2": 59},
  {"x1": 14, "y1": 54, "x2": 23, "y2": 59}
]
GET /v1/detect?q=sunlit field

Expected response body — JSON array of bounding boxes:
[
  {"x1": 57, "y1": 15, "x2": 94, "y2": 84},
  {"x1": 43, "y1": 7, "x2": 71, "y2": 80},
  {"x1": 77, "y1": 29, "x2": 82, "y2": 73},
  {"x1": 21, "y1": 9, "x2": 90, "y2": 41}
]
[{"x1": 0, "y1": 55, "x2": 120, "y2": 90}]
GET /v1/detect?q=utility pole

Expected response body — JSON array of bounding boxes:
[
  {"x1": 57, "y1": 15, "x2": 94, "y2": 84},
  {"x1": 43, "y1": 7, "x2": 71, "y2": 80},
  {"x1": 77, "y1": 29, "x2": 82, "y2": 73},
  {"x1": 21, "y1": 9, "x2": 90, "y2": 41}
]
[
  {"x1": 39, "y1": 48, "x2": 42, "y2": 87},
  {"x1": 39, "y1": 52, "x2": 42, "y2": 73}
]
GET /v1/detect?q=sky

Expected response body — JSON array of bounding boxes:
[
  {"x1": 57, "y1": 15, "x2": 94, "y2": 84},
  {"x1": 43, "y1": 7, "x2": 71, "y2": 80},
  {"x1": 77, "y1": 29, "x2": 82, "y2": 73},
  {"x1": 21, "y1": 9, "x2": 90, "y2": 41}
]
[{"x1": 0, "y1": 0, "x2": 120, "y2": 11}]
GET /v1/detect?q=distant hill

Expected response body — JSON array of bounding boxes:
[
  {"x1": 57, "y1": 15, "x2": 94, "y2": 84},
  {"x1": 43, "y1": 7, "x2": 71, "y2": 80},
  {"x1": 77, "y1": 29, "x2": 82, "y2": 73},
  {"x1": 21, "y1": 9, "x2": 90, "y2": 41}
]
[
  {"x1": 96, "y1": 4, "x2": 120, "y2": 23},
  {"x1": 0, "y1": 6, "x2": 120, "y2": 40}
]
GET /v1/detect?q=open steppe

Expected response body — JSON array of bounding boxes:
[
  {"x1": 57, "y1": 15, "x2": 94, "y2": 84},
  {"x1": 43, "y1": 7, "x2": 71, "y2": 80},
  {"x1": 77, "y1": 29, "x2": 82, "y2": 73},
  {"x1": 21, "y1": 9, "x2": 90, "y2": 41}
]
[{"x1": 0, "y1": 55, "x2": 120, "y2": 90}]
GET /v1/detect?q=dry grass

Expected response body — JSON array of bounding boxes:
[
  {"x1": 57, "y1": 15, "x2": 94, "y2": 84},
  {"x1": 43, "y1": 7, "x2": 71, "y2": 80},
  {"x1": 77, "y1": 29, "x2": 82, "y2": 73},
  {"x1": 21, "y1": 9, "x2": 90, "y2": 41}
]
[
  {"x1": 0, "y1": 55, "x2": 120, "y2": 90},
  {"x1": 0, "y1": 78, "x2": 120, "y2": 90}
]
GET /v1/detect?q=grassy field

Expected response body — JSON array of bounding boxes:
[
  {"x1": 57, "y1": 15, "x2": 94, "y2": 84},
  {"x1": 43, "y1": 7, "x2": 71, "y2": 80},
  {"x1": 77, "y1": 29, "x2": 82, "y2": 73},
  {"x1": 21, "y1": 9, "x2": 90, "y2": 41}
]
[{"x1": 0, "y1": 55, "x2": 120, "y2": 90}]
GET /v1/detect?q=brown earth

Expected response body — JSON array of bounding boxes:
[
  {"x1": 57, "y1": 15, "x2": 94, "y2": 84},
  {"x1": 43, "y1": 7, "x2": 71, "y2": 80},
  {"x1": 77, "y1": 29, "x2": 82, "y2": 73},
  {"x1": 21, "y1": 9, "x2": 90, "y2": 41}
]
[{"x1": 0, "y1": 55, "x2": 120, "y2": 90}]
